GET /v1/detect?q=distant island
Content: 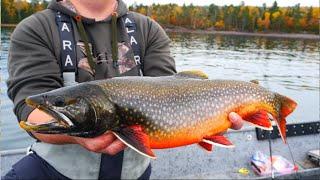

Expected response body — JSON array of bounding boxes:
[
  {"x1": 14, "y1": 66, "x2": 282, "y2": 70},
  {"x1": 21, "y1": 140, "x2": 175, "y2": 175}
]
[{"x1": 2, "y1": 0, "x2": 319, "y2": 36}]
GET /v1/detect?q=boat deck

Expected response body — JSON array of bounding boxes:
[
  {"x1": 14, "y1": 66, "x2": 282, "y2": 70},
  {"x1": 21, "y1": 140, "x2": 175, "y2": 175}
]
[{"x1": 1, "y1": 127, "x2": 319, "y2": 179}]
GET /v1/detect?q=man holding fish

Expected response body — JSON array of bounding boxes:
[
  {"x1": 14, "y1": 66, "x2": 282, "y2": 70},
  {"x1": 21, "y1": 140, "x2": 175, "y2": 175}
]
[{"x1": 4, "y1": 0, "x2": 245, "y2": 179}]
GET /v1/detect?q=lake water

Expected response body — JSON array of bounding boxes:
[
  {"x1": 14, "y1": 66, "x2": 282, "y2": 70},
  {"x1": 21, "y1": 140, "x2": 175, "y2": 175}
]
[{"x1": 1, "y1": 28, "x2": 319, "y2": 151}]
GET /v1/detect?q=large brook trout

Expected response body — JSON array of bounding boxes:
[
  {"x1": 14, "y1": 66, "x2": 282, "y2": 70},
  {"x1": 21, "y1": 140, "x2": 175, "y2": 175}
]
[{"x1": 20, "y1": 71, "x2": 297, "y2": 158}]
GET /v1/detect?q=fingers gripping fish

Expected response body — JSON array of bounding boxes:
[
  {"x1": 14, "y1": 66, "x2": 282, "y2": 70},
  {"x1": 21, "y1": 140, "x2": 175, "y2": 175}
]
[{"x1": 20, "y1": 70, "x2": 297, "y2": 159}]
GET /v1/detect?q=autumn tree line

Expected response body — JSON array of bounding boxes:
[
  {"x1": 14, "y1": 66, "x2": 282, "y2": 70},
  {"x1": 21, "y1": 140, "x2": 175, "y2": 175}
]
[
  {"x1": 132, "y1": 1, "x2": 319, "y2": 33},
  {"x1": 2, "y1": 0, "x2": 319, "y2": 33},
  {"x1": 2, "y1": 0, "x2": 49, "y2": 24}
]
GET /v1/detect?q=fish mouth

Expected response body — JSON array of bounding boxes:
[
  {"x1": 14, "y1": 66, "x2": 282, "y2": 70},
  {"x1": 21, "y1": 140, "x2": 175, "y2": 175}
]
[{"x1": 20, "y1": 98, "x2": 74, "y2": 133}]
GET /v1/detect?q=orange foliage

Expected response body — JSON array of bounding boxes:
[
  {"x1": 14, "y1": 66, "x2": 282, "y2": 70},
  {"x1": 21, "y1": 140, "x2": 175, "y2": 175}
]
[
  {"x1": 2, "y1": 1, "x2": 319, "y2": 33},
  {"x1": 214, "y1": 20, "x2": 225, "y2": 30},
  {"x1": 264, "y1": 12, "x2": 271, "y2": 29},
  {"x1": 285, "y1": 16, "x2": 294, "y2": 28},
  {"x1": 299, "y1": 18, "x2": 308, "y2": 29}
]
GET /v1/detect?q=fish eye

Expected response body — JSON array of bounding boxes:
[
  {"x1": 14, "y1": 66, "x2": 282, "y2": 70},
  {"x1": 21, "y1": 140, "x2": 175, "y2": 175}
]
[
  {"x1": 54, "y1": 96, "x2": 66, "y2": 107},
  {"x1": 67, "y1": 98, "x2": 77, "y2": 105}
]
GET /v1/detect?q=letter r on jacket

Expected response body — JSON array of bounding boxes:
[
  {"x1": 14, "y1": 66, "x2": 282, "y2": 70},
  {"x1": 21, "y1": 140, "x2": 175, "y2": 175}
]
[{"x1": 63, "y1": 40, "x2": 72, "y2": 51}]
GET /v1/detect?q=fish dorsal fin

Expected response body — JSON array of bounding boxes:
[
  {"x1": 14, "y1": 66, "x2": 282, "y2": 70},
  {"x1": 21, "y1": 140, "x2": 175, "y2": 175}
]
[
  {"x1": 176, "y1": 70, "x2": 209, "y2": 79},
  {"x1": 112, "y1": 125, "x2": 156, "y2": 159},
  {"x1": 250, "y1": 79, "x2": 259, "y2": 84}
]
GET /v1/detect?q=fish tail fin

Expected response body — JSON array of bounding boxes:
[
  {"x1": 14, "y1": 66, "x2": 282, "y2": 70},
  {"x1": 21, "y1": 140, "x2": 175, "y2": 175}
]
[
  {"x1": 278, "y1": 94, "x2": 297, "y2": 118},
  {"x1": 275, "y1": 94, "x2": 298, "y2": 144}
]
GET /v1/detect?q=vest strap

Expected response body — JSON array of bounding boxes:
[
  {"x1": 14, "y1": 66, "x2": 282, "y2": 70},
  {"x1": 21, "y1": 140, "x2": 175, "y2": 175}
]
[
  {"x1": 123, "y1": 13, "x2": 144, "y2": 76},
  {"x1": 56, "y1": 11, "x2": 78, "y2": 85}
]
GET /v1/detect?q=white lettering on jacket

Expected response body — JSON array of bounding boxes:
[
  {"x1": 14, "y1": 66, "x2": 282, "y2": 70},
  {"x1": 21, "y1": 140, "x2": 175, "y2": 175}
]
[
  {"x1": 65, "y1": 55, "x2": 73, "y2": 66},
  {"x1": 125, "y1": 18, "x2": 132, "y2": 24},
  {"x1": 61, "y1": 23, "x2": 70, "y2": 32},
  {"x1": 63, "y1": 40, "x2": 72, "y2": 51},
  {"x1": 126, "y1": 27, "x2": 134, "y2": 33},
  {"x1": 130, "y1": 36, "x2": 137, "y2": 45},
  {"x1": 134, "y1": 55, "x2": 141, "y2": 65}
]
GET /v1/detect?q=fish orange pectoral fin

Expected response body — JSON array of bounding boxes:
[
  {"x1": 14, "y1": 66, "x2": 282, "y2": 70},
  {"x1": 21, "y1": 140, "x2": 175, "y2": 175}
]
[
  {"x1": 198, "y1": 141, "x2": 213, "y2": 152},
  {"x1": 243, "y1": 110, "x2": 273, "y2": 131},
  {"x1": 112, "y1": 125, "x2": 156, "y2": 159},
  {"x1": 202, "y1": 135, "x2": 235, "y2": 148}
]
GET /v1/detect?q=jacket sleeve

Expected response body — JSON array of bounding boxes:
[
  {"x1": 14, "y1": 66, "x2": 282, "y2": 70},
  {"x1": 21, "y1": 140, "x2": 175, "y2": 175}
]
[
  {"x1": 138, "y1": 15, "x2": 177, "y2": 76},
  {"x1": 6, "y1": 14, "x2": 63, "y2": 122}
]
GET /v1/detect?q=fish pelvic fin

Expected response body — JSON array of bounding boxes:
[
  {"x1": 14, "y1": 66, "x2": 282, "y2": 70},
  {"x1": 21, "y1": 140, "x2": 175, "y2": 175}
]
[
  {"x1": 242, "y1": 110, "x2": 273, "y2": 131},
  {"x1": 176, "y1": 70, "x2": 208, "y2": 79},
  {"x1": 275, "y1": 94, "x2": 298, "y2": 144},
  {"x1": 202, "y1": 135, "x2": 235, "y2": 148},
  {"x1": 112, "y1": 125, "x2": 156, "y2": 159}
]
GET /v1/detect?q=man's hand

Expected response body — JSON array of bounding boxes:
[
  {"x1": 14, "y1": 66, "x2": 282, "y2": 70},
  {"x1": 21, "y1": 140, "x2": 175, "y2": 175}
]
[
  {"x1": 72, "y1": 133, "x2": 126, "y2": 155},
  {"x1": 228, "y1": 112, "x2": 244, "y2": 130},
  {"x1": 27, "y1": 109, "x2": 126, "y2": 155}
]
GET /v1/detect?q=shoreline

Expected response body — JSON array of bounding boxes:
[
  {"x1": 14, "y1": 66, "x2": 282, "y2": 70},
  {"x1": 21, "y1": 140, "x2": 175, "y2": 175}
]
[
  {"x1": 165, "y1": 27, "x2": 320, "y2": 40},
  {"x1": 1, "y1": 24, "x2": 17, "y2": 28},
  {"x1": 2, "y1": 23, "x2": 319, "y2": 40}
]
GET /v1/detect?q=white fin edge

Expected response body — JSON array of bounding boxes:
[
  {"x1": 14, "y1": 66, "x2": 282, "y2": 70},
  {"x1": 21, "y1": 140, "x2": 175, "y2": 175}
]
[
  {"x1": 112, "y1": 132, "x2": 157, "y2": 159},
  {"x1": 244, "y1": 121, "x2": 273, "y2": 131},
  {"x1": 202, "y1": 139, "x2": 235, "y2": 148}
]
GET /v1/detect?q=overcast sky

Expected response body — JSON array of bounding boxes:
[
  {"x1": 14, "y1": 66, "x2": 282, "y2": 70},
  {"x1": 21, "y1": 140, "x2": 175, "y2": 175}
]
[{"x1": 124, "y1": 0, "x2": 319, "y2": 7}]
